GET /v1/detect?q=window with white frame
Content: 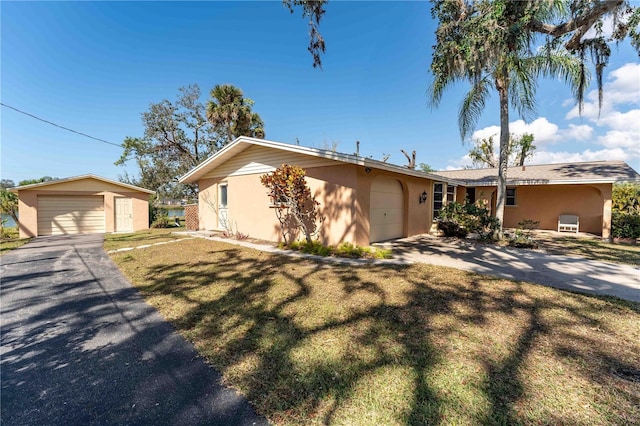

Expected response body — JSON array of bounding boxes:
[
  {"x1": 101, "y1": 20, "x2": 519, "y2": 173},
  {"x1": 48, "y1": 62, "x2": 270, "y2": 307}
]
[
  {"x1": 433, "y1": 183, "x2": 444, "y2": 218},
  {"x1": 446, "y1": 185, "x2": 455, "y2": 203},
  {"x1": 219, "y1": 183, "x2": 228, "y2": 207}
]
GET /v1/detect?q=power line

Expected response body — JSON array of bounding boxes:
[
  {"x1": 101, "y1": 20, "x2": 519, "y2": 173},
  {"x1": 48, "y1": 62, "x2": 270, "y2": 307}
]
[{"x1": 1, "y1": 102, "x2": 123, "y2": 148}]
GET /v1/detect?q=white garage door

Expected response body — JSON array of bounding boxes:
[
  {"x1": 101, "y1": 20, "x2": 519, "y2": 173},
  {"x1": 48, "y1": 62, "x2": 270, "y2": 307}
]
[
  {"x1": 370, "y1": 176, "x2": 404, "y2": 242},
  {"x1": 37, "y1": 196, "x2": 105, "y2": 236}
]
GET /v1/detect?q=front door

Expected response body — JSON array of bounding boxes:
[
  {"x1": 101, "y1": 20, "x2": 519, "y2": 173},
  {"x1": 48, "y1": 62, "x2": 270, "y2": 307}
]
[
  {"x1": 115, "y1": 197, "x2": 133, "y2": 232},
  {"x1": 218, "y1": 183, "x2": 228, "y2": 230}
]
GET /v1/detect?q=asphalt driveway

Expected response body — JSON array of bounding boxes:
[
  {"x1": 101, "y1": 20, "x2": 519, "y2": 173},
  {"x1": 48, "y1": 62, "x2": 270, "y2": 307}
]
[{"x1": 1, "y1": 234, "x2": 268, "y2": 425}]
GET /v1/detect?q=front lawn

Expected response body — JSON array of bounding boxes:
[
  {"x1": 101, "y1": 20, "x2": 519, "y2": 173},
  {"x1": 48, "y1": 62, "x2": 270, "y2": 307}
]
[
  {"x1": 0, "y1": 226, "x2": 31, "y2": 254},
  {"x1": 103, "y1": 227, "x2": 186, "y2": 251},
  {"x1": 109, "y1": 237, "x2": 640, "y2": 425}
]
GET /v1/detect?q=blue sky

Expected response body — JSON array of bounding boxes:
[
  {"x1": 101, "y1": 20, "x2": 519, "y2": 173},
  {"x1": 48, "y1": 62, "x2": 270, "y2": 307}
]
[{"x1": 2, "y1": 1, "x2": 639, "y2": 185}]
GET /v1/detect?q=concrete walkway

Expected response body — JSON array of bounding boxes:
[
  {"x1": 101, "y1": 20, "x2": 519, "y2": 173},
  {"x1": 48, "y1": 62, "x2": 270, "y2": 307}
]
[
  {"x1": 1, "y1": 234, "x2": 268, "y2": 425},
  {"x1": 379, "y1": 234, "x2": 640, "y2": 302},
  {"x1": 180, "y1": 231, "x2": 639, "y2": 302}
]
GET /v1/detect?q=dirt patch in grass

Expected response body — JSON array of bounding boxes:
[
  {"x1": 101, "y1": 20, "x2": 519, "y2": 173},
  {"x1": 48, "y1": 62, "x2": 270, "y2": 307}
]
[
  {"x1": 103, "y1": 228, "x2": 186, "y2": 251},
  {"x1": 110, "y1": 238, "x2": 640, "y2": 425},
  {"x1": 531, "y1": 231, "x2": 640, "y2": 265}
]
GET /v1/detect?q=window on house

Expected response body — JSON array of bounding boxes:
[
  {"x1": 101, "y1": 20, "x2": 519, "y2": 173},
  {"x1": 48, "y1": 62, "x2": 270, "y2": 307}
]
[
  {"x1": 446, "y1": 185, "x2": 455, "y2": 203},
  {"x1": 466, "y1": 187, "x2": 476, "y2": 204},
  {"x1": 506, "y1": 187, "x2": 516, "y2": 206},
  {"x1": 433, "y1": 183, "x2": 443, "y2": 218},
  {"x1": 220, "y1": 183, "x2": 228, "y2": 207}
]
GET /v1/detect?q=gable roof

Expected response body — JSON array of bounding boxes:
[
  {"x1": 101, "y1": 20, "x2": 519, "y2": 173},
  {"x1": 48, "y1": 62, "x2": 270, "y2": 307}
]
[
  {"x1": 430, "y1": 161, "x2": 640, "y2": 185},
  {"x1": 179, "y1": 136, "x2": 457, "y2": 184},
  {"x1": 9, "y1": 174, "x2": 155, "y2": 194}
]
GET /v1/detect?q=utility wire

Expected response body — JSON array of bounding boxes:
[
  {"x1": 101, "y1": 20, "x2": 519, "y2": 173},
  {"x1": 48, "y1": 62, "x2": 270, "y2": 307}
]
[{"x1": 1, "y1": 102, "x2": 123, "y2": 147}]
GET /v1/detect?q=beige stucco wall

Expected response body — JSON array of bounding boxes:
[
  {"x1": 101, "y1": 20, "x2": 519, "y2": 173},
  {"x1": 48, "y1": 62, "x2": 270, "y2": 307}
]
[
  {"x1": 16, "y1": 183, "x2": 150, "y2": 238},
  {"x1": 197, "y1": 165, "x2": 359, "y2": 246},
  {"x1": 196, "y1": 163, "x2": 437, "y2": 246},
  {"x1": 194, "y1": 158, "x2": 613, "y2": 245},
  {"x1": 500, "y1": 183, "x2": 610, "y2": 236},
  {"x1": 354, "y1": 168, "x2": 433, "y2": 246}
]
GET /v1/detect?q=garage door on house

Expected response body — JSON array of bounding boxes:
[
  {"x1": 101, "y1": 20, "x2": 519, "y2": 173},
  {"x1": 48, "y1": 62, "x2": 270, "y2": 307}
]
[
  {"x1": 37, "y1": 195, "x2": 105, "y2": 236},
  {"x1": 370, "y1": 176, "x2": 404, "y2": 242}
]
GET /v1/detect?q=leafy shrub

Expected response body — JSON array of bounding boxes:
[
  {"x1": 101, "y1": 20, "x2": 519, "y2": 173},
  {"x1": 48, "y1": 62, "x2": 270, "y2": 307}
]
[
  {"x1": 1, "y1": 221, "x2": 18, "y2": 240},
  {"x1": 437, "y1": 201, "x2": 500, "y2": 240},
  {"x1": 284, "y1": 240, "x2": 392, "y2": 259},
  {"x1": 438, "y1": 220, "x2": 468, "y2": 238},
  {"x1": 289, "y1": 240, "x2": 332, "y2": 256},
  {"x1": 261, "y1": 164, "x2": 324, "y2": 244},
  {"x1": 151, "y1": 212, "x2": 172, "y2": 228},
  {"x1": 517, "y1": 219, "x2": 540, "y2": 231},
  {"x1": 612, "y1": 183, "x2": 640, "y2": 214},
  {"x1": 612, "y1": 211, "x2": 640, "y2": 239},
  {"x1": 509, "y1": 229, "x2": 539, "y2": 249},
  {"x1": 508, "y1": 218, "x2": 540, "y2": 248}
]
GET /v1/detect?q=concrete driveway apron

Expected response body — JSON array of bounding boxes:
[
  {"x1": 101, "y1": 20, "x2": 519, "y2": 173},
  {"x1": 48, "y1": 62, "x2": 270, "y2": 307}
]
[
  {"x1": 1, "y1": 234, "x2": 268, "y2": 425},
  {"x1": 379, "y1": 235, "x2": 640, "y2": 302}
]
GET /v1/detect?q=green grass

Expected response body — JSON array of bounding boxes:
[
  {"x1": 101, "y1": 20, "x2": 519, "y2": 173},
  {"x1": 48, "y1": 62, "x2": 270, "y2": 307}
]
[
  {"x1": 532, "y1": 232, "x2": 640, "y2": 265},
  {"x1": 0, "y1": 226, "x2": 31, "y2": 254},
  {"x1": 109, "y1": 237, "x2": 640, "y2": 425},
  {"x1": 284, "y1": 240, "x2": 393, "y2": 259},
  {"x1": 103, "y1": 227, "x2": 186, "y2": 251}
]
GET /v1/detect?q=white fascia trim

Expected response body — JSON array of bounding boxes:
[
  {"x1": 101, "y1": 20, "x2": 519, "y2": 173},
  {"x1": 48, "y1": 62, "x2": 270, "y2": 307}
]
[
  {"x1": 179, "y1": 136, "x2": 465, "y2": 186},
  {"x1": 10, "y1": 174, "x2": 155, "y2": 194}
]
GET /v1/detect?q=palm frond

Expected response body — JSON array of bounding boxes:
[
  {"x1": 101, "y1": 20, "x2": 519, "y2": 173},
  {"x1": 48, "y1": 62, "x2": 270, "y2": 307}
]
[{"x1": 458, "y1": 76, "x2": 492, "y2": 141}]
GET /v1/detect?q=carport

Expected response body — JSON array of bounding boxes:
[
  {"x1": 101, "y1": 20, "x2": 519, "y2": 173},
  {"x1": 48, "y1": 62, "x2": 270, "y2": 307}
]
[{"x1": 11, "y1": 175, "x2": 154, "y2": 238}]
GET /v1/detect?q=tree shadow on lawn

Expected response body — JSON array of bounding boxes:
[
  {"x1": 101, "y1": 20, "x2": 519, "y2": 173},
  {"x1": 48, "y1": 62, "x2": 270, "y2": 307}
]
[{"x1": 132, "y1": 242, "x2": 640, "y2": 425}]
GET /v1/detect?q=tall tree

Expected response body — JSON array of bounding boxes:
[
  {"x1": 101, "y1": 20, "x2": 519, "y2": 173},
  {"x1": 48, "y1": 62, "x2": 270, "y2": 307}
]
[
  {"x1": 430, "y1": 0, "x2": 638, "y2": 233},
  {"x1": 468, "y1": 136, "x2": 499, "y2": 168},
  {"x1": 419, "y1": 163, "x2": 435, "y2": 173},
  {"x1": 18, "y1": 176, "x2": 57, "y2": 186},
  {"x1": 513, "y1": 133, "x2": 536, "y2": 167},
  {"x1": 0, "y1": 190, "x2": 18, "y2": 226},
  {"x1": 206, "y1": 84, "x2": 265, "y2": 144},
  {"x1": 468, "y1": 133, "x2": 536, "y2": 168},
  {"x1": 287, "y1": 0, "x2": 639, "y2": 234},
  {"x1": 116, "y1": 85, "x2": 219, "y2": 199},
  {"x1": 0, "y1": 180, "x2": 15, "y2": 190}
]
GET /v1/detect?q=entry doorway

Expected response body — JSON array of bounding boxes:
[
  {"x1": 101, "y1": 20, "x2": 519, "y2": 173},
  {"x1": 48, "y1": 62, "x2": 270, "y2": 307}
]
[{"x1": 115, "y1": 197, "x2": 133, "y2": 232}]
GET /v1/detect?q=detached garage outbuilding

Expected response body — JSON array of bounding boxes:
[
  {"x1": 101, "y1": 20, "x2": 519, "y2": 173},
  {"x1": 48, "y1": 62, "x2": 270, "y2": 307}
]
[{"x1": 11, "y1": 175, "x2": 154, "y2": 238}]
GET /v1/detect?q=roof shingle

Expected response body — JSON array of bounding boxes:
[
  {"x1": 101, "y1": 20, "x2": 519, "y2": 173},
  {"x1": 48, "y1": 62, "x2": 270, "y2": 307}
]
[{"x1": 431, "y1": 161, "x2": 640, "y2": 185}]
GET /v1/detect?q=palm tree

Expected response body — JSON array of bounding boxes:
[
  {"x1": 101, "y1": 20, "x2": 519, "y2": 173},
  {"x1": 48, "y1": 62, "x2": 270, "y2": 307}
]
[
  {"x1": 206, "y1": 84, "x2": 264, "y2": 144},
  {"x1": 430, "y1": 1, "x2": 585, "y2": 235}
]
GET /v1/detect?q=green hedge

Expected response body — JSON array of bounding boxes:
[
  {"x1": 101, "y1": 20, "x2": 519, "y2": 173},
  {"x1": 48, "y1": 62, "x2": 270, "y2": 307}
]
[{"x1": 612, "y1": 212, "x2": 640, "y2": 239}]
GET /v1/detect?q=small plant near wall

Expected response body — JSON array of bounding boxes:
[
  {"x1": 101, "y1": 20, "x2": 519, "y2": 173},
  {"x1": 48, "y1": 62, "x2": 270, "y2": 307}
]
[
  {"x1": 509, "y1": 219, "x2": 540, "y2": 249},
  {"x1": 280, "y1": 240, "x2": 392, "y2": 259},
  {"x1": 261, "y1": 164, "x2": 324, "y2": 244},
  {"x1": 151, "y1": 211, "x2": 172, "y2": 228}
]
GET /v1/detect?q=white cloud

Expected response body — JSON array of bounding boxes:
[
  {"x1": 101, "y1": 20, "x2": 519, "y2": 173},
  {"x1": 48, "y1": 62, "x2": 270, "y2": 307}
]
[
  {"x1": 471, "y1": 117, "x2": 560, "y2": 146},
  {"x1": 598, "y1": 130, "x2": 640, "y2": 158},
  {"x1": 532, "y1": 148, "x2": 629, "y2": 164},
  {"x1": 446, "y1": 155, "x2": 473, "y2": 170},
  {"x1": 454, "y1": 64, "x2": 640, "y2": 170},
  {"x1": 471, "y1": 125, "x2": 500, "y2": 141},
  {"x1": 566, "y1": 62, "x2": 640, "y2": 120},
  {"x1": 560, "y1": 124, "x2": 593, "y2": 141},
  {"x1": 599, "y1": 109, "x2": 640, "y2": 132}
]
